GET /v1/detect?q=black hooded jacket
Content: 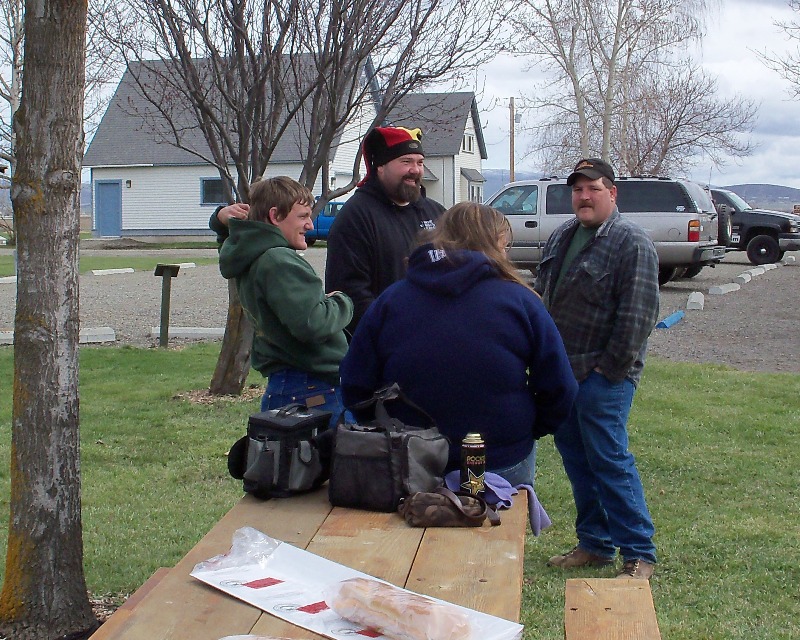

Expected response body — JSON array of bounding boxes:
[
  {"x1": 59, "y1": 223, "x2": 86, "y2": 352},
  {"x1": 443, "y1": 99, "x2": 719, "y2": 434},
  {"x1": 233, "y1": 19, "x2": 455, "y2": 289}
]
[{"x1": 324, "y1": 177, "x2": 444, "y2": 335}]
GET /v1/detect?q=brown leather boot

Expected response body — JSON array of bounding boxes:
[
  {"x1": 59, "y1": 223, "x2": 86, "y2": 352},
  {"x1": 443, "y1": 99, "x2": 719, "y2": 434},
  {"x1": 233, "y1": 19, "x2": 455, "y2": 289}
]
[
  {"x1": 547, "y1": 546, "x2": 614, "y2": 568},
  {"x1": 616, "y1": 559, "x2": 655, "y2": 579}
]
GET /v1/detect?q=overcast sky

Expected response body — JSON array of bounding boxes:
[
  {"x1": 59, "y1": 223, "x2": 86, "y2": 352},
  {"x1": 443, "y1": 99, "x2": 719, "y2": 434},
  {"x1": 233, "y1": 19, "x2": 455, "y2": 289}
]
[{"x1": 476, "y1": 0, "x2": 800, "y2": 188}]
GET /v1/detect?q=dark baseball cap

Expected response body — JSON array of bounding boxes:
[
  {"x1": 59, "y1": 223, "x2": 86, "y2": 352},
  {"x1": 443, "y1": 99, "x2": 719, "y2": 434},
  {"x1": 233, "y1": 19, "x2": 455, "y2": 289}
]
[{"x1": 566, "y1": 158, "x2": 616, "y2": 185}]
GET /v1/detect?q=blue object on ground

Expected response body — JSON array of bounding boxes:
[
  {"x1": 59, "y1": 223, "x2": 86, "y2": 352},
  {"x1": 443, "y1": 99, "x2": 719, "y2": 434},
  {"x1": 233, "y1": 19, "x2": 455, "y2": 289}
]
[{"x1": 656, "y1": 310, "x2": 685, "y2": 329}]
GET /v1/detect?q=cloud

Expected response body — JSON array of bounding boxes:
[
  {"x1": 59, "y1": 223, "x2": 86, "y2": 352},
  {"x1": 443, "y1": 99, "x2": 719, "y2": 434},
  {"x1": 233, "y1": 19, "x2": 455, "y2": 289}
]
[{"x1": 478, "y1": 0, "x2": 800, "y2": 189}]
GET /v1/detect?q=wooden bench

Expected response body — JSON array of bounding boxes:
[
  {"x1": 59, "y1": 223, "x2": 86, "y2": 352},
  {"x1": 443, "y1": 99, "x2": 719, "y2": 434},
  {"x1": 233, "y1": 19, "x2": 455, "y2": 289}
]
[
  {"x1": 89, "y1": 568, "x2": 171, "y2": 640},
  {"x1": 564, "y1": 578, "x2": 662, "y2": 640},
  {"x1": 90, "y1": 488, "x2": 529, "y2": 639}
]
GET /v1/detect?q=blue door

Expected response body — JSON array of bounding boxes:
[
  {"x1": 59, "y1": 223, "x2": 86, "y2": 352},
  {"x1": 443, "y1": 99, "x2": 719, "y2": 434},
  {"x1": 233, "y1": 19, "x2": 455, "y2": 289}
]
[{"x1": 95, "y1": 180, "x2": 122, "y2": 237}]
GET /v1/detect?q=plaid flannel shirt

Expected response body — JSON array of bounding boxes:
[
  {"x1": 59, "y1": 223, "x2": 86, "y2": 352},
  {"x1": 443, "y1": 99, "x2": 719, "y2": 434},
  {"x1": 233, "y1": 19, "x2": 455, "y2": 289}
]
[{"x1": 533, "y1": 209, "x2": 659, "y2": 386}]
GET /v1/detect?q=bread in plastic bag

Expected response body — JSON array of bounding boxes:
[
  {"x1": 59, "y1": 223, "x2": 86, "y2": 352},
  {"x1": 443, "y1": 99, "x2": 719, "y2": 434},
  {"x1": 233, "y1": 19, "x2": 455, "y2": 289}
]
[{"x1": 324, "y1": 577, "x2": 472, "y2": 640}]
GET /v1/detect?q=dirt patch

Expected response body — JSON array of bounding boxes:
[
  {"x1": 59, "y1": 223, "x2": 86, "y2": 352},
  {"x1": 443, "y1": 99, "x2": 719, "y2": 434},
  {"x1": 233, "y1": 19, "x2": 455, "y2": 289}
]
[
  {"x1": 90, "y1": 592, "x2": 127, "y2": 624},
  {"x1": 173, "y1": 385, "x2": 263, "y2": 404},
  {"x1": 82, "y1": 237, "x2": 159, "y2": 250}
]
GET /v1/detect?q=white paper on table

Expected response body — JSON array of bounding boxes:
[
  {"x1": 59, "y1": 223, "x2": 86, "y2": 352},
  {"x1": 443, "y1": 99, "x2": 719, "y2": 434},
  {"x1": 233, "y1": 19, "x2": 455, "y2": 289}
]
[{"x1": 191, "y1": 527, "x2": 523, "y2": 640}]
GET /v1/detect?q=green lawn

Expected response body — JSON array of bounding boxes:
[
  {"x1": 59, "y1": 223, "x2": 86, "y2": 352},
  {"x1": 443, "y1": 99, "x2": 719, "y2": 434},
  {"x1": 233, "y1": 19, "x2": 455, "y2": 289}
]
[{"x1": 0, "y1": 346, "x2": 797, "y2": 639}]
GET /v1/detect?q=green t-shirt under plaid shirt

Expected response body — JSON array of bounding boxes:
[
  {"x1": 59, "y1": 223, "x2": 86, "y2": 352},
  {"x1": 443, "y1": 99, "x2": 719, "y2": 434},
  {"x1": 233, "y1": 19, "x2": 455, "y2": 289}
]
[{"x1": 554, "y1": 223, "x2": 597, "y2": 296}]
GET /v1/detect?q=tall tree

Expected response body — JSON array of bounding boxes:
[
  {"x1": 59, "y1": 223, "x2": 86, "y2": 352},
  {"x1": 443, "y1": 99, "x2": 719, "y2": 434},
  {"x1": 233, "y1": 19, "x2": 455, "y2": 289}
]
[
  {"x1": 611, "y1": 63, "x2": 756, "y2": 175},
  {"x1": 0, "y1": 0, "x2": 23, "y2": 185},
  {"x1": 98, "y1": 0, "x2": 511, "y2": 394},
  {"x1": 760, "y1": 0, "x2": 800, "y2": 97},
  {"x1": 509, "y1": 0, "x2": 754, "y2": 174},
  {"x1": 1, "y1": 0, "x2": 124, "y2": 183},
  {"x1": 529, "y1": 59, "x2": 756, "y2": 175},
  {"x1": 0, "y1": 1, "x2": 96, "y2": 639}
]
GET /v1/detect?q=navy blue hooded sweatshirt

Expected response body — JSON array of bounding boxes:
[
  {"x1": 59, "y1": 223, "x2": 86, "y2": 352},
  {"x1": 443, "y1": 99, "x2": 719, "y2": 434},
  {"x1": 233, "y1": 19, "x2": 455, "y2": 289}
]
[{"x1": 340, "y1": 244, "x2": 578, "y2": 471}]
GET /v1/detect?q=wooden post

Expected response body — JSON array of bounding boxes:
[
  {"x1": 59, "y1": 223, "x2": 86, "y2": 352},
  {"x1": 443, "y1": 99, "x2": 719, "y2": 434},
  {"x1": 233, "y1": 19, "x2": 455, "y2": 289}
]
[
  {"x1": 509, "y1": 97, "x2": 515, "y2": 183},
  {"x1": 154, "y1": 264, "x2": 181, "y2": 347}
]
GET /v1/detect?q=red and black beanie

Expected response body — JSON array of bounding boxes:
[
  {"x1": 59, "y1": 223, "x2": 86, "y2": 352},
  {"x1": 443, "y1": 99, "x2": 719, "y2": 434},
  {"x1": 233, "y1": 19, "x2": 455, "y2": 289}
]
[{"x1": 361, "y1": 126, "x2": 424, "y2": 183}]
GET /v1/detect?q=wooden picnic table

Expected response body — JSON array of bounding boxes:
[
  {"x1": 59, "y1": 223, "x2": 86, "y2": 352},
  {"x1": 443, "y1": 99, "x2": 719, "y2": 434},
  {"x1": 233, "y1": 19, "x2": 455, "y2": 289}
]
[{"x1": 90, "y1": 487, "x2": 529, "y2": 640}]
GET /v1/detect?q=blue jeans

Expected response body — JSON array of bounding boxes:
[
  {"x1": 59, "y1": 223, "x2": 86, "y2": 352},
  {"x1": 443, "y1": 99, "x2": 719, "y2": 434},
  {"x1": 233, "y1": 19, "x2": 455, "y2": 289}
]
[
  {"x1": 553, "y1": 371, "x2": 656, "y2": 564},
  {"x1": 491, "y1": 444, "x2": 537, "y2": 487},
  {"x1": 262, "y1": 369, "x2": 346, "y2": 428}
]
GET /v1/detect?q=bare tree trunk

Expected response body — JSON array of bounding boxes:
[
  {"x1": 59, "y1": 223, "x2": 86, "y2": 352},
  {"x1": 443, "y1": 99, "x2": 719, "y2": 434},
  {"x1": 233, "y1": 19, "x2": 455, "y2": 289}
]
[
  {"x1": 0, "y1": 2, "x2": 96, "y2": 639},
  {"x1": 209, "y1": 278, "x2": 254, "y2": 395}
]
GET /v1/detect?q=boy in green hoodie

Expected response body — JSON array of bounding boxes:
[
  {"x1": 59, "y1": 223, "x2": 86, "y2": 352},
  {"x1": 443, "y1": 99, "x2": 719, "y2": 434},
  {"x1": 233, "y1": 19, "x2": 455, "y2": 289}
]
[{"x1": 218, "y1": 176, "x2": 354, "y2": 424}]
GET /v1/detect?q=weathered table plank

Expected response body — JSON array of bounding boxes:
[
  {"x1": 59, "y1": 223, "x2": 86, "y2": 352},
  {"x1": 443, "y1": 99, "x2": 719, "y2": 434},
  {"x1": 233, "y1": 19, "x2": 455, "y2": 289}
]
[
  {"x1": 407, "y1": 493, "x2": 528, "y2": 623},
  {"x1": 90, "y1": 488, "x2": 529, "y2": 640},
  {"x1": 91, "y1": 492, "x2": 333, "y2": 640},
  {"x1": 564, "y1": 578, "x2": 661, "y2": 640}
]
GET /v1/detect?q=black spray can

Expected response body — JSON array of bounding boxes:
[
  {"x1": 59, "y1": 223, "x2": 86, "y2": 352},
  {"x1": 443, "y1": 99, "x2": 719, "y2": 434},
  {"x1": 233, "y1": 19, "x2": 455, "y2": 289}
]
[{"x1": 460, "y1": 432, "x2": 486, "y2": 496}]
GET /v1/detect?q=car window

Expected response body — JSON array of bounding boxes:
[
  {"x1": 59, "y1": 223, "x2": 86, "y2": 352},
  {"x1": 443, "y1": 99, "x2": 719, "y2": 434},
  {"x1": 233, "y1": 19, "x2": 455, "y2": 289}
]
[
  {"x1": 325, "y1": 202, "x2": 344, "y2": 217},
  {"x1": 545, "y1": 184, "x2": 573, "y2": 215},
  {"x1": 488, "y1": 185, "x2": 538, "y2": 215},
  {"x1": 615, "y1": 181, "x2": 695, "y2": 213},
  {"x1": 714, "y1": 190, "x2": 751, "y2": 211},
  {"x1": 681, "y1": 181, "x2": 715, "y2": 213}
]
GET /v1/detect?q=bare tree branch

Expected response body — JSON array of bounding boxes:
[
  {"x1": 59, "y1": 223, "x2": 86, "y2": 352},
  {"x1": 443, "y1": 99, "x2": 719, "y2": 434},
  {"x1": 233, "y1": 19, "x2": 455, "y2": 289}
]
[
  {"x1": 509, "y1": 0, "x2": 753, "y2": 176},
  {"x1": 95, "y1": 0, "x2": 515, "y2": 394}
]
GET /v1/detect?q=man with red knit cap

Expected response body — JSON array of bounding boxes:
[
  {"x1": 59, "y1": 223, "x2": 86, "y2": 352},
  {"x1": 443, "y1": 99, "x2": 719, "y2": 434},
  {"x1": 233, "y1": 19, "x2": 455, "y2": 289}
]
[{"x1": 325, "y1": 126, "x2": 445, "y2": 335}]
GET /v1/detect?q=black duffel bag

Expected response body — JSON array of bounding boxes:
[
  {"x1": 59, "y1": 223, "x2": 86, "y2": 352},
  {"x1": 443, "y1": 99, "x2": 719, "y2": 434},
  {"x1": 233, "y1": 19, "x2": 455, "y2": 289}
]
[
  {"x1": 327, "y1": 384, "x2": 449, "y2": 512},
  {"x1": 227, "y1": 403, "x2": 331, "y2": 499}
]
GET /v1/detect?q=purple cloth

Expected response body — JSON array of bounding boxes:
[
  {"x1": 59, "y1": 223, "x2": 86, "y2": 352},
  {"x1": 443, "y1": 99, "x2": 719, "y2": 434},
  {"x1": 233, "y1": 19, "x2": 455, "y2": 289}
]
[{"x1": 444, "y1": 471, "x2": 552, "y2": 536}]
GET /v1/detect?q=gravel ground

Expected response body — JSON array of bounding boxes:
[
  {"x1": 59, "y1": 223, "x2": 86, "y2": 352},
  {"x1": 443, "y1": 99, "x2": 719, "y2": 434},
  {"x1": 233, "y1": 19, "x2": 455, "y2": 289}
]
[
  {"x1": 1, "y1": 246, "x2": 798, "y2": 374},
  {"x1": 644, "y1": 253, "x2": 799, "y2": 374}
]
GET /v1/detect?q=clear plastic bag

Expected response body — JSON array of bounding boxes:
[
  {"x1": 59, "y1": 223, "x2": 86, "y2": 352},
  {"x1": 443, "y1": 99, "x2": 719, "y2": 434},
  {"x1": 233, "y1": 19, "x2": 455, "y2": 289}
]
[
  {"x1": 218, "y1": 636, "x2": 294, "y2": 640},
  {"x1": 218, "y1": 636, "x2": 293, "y2": 640},
  {"x1": 193, "y1": 526, "x2": 280, "y2": 573}
]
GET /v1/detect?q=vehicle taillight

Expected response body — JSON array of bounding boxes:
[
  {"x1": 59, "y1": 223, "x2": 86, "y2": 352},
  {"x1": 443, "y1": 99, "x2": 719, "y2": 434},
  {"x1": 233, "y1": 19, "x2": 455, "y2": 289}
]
[{"x1": 688, "y1": 220, "x2": 700, "y2": 242}]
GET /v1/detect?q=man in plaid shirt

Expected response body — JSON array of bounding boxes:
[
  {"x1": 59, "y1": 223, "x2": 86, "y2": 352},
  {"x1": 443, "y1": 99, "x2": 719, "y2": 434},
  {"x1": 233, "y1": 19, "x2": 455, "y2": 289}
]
[{"x1": 534, "y1": 158, "x2": 660, "y2": 580}]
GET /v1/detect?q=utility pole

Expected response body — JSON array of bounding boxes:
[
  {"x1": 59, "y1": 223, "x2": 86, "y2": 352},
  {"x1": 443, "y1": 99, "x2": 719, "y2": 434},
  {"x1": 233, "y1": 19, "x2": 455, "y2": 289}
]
[{"x1": 509, "y1": 97, "x2": 515, "y2": 183}]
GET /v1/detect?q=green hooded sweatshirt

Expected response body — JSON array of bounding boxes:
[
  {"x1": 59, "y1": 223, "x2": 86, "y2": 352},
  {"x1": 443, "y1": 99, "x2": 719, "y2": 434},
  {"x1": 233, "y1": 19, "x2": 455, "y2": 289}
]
[{"x1": 218, "y1": 218, "x2": 353, "y2": 385}]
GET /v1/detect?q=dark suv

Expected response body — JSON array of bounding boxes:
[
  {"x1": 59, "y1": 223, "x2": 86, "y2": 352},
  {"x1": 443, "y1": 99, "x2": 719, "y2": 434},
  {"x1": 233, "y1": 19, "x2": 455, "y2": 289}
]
[{"x1": 710, "y1": 188, "x2": 800, "y2": 265}]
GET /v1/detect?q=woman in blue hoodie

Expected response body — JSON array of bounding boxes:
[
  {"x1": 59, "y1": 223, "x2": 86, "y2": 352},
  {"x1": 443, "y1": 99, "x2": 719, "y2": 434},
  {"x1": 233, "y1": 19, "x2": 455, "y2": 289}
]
[{"x1": 340, "y1": 202, "x2": 577, "y2": 487}]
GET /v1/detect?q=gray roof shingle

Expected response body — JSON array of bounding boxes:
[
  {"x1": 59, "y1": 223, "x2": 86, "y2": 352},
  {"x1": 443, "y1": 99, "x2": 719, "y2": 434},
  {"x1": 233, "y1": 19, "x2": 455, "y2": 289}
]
[
  {"x1": 84, "y1": 60, "x2": 322, "y2": 167},
  {"x1": 85, "y1": 63, "x2": 487, "y2": 167},
  {"x1": 385, "y1": 92, "x2": 487, "y2": 160}
]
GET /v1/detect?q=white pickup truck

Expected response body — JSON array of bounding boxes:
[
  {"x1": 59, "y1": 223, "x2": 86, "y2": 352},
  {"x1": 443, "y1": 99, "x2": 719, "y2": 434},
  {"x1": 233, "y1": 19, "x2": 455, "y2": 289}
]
[{"x1": 487, "y1": 176, "x2": 726, "y2": 285}]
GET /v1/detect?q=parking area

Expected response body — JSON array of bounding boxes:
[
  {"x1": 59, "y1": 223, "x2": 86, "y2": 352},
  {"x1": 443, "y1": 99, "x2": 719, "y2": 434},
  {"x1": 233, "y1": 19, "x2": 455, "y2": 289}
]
[{"x1": 1, "y1": 247, "x2": 798, "y2": 373}]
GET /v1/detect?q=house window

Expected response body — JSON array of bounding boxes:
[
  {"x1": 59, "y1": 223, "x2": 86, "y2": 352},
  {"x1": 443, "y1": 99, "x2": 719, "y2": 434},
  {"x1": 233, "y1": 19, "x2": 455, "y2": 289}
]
[
  {"x1": 462, "y1": 134, "x2": 474, "y2": 153},
  {"x1": 201, "y1": 178, "x2": 226, "y2": 205},
  {"x1": 469, "y1": 184, "x2": 482, "y2": 203}
]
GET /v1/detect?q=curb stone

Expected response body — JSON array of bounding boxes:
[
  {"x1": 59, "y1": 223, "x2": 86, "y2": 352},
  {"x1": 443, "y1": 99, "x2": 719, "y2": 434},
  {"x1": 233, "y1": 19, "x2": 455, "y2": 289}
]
[
  {"x1": 709, "y1": 283, "x2": 741, "y2": 295},
  {"x1": 149, "y1": 327, "x2": 225, "y2": 339},
  {"x1": 91, "y1": 268, "x2": 135, "y2": 276},
  {"x1": 1, "y1": 327, "x2": 116, "y2": 345},
  {"x1": 686, "y1": 292, "x2": 705, "y2": 310}
]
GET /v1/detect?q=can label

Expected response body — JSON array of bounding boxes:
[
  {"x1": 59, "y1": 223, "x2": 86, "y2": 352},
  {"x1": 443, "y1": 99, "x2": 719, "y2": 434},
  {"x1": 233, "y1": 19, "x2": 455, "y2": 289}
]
[{"x1": 460, "y1": 435, "x2": 486, "y2": 496}]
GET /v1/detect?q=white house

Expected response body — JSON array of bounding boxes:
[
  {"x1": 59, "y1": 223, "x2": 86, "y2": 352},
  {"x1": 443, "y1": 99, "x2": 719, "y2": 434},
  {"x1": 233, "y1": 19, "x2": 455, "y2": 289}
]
[
  {"x1": 83, "y1": 65, "x2": 487, "y2": 237},
  {"x1": 387, "y1": 92, "x2": 488, "y2": 207}
]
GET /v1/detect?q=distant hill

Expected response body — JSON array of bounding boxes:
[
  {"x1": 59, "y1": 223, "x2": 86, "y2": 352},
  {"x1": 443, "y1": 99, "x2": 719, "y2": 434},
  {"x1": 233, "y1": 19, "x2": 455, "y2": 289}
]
[
  {"x1": 482, "y1": 167, "x2": 543, "y2": 201},
  {"x1": 718, "y1": 184, "x2": 800, "y2": 213}
]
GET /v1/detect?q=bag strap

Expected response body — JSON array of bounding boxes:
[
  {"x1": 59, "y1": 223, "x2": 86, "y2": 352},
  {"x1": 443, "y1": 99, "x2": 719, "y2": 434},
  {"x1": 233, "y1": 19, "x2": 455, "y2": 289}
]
[
  {"x1": 433, "y1": 487, "x2": 501, "y2": 527},
  {"x1": 276, "y1": 403, "x2": 310, "y2": 417},
  {"x1": 347, "y1": 383, "x2": 436, "y2": 429}
]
